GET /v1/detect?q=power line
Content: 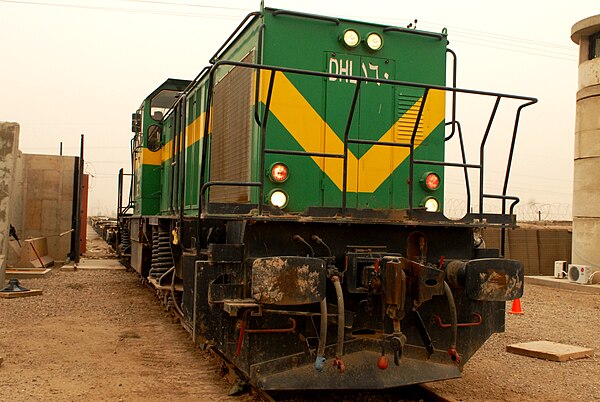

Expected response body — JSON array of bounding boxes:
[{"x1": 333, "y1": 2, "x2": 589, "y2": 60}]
[
  {"x1": 447, "y1": 32, "x2": 575, "y2": 57},
  {"x1": 0, "y1": 0, "x2": 244, "y2": 19},
  {"x1": 338, "y1": 12, "x2": 576, "y2": 61},
  {"x1": 341, "y1": 12, "x2": 574, "y2": 52},
  {"x1": 116, "y1": 0, "x2": 249, "y2": 12},
  {"x1": 448, "y1": 37, "x2": 576, "y2": 62},
  {"x1": 424, "y1": 21, "x2": 574, "y2": 52},
  {"x1": 3, "y1": 1, "x2": 577, "y2": 61}
]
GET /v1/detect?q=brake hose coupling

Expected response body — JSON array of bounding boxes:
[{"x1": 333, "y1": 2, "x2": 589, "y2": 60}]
[
  {"x1": 333, "y1": 356, "x2": 345, "y2": 373},
  {"x1": 448, "y1": 347, "x2": 461, "y2": 365},
  {"x1": 314, "y1": 355, "x2": 326, "y2": 372}
]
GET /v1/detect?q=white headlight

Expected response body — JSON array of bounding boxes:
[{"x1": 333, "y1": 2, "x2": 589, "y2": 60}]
[
  {"x1": 343, "y1": 29, "x2": 360, "y2": 48},
  {"x1": 366, "y1": 33, "x2": 383, "y2": 50},
  {"x1": 424, "y1": 197, "x2": 439, "y2": 212},
  {"x1": 269, "y1": 190, "x2": 288, "y2": 208}
]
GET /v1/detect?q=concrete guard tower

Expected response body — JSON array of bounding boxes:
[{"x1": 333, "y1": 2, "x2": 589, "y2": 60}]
[{"x1": 571, "y1": 15, "x2": 600, "y2": 268}]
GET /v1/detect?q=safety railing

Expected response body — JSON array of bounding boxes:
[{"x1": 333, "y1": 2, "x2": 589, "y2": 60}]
[{"x1": 196, "y1": 60, "x2": 537, "y2": 227}]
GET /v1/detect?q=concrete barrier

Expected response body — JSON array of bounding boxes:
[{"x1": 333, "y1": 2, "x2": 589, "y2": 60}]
[{"x1": 483, "y1": 226, "x2": 572, "y2": 276}]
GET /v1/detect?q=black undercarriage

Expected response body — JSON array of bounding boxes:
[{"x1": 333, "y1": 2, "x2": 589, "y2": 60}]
[{"x1": 120, "y1": 210, "x2": 522, "y2": 390}]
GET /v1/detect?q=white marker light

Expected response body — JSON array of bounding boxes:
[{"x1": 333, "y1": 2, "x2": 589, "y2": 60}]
[
  {"x1": 269, "y1": 190, "x2": 288, "y2": 208},
  {"x1": 343, "y1": 29, "x2": 360, "y2": 48},
  {"x1": 366, "y1": 32, "x2": 383, "y2": 50},
  {"x1": 423, "y1": 197, "x2": 440, "y2": 212}
]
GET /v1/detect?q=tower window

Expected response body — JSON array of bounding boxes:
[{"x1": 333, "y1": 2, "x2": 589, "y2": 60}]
[{"x1": 589, "y1": 32, "x2": 600, "y2": 60}]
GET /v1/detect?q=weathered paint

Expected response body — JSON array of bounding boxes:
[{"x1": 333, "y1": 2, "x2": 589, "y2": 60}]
[
  {"x1": 464, "y1": 258, "x2": 524, "y2": 301},
  {"x1": 251, "y1": 256, "x2": 326, "y2": 305}
]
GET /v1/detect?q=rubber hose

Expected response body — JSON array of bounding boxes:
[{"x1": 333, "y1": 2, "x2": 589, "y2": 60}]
[
  {"x1": 314, "y1": 298, "x2": 327, "y2": 371},
  {"x1": 159, "y1": 266, "x2": 174, "y2": 283},
  {"x1": 332, "y1": 276, "x2": 345, "y2": 358},
  {"x1": 443, "y1": 281, "x2": 457, "y2": 349},
  {"x1": 171, "y1": 264, "x2": 185, "y2": 318}
]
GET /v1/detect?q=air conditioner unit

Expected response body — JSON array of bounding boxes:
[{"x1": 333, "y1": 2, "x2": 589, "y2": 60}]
[
  {"x1": 554, "y1": 261, "x2": 567, "y2": 279},
  {"x1": 568, "y1": 264, "x2": 600, "y2": 284}
]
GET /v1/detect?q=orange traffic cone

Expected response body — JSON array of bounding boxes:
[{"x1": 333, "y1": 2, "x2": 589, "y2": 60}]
[{"x1": 508, "y1": 298, "x2": 524, "y2": 315}]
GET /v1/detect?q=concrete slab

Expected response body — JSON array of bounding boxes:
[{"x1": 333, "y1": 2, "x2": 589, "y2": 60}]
[
  {"x1": 5, "y1": 268, "x2": 52, "y2": 278},
  {"x1": 0, "y1": 289, "x2": 43, "y2": 298},
  {"x1": 525, "y1": 276, "x2": 600, "y2": 295},
  {"x1": 62, "y1": 258, "x2": 125, "y2": 271},
  {"x1": 507, "y1": 341, "x2": 594, "y2": 362}
]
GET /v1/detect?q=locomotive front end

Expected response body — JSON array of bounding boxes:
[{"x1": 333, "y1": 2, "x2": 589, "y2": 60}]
[{"x1": 118, "y1": 7, "x2": 536, "y2": 392}]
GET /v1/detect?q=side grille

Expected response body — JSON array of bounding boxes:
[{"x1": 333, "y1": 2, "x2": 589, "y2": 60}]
[
  {"x1": 396, "y1": 92, "x2": 424, "y2": 143},
  {"x1": 209, "y1": 51, "x2": 254, "y2": 203}
]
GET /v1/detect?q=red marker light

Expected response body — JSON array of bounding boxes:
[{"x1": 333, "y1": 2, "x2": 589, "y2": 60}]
[
  {"x1": 425, "y1": 173, "x2": 440, "y2": 191},
  {"x1": 270, "y1": 163, "x2": 288, "y2": 183}
]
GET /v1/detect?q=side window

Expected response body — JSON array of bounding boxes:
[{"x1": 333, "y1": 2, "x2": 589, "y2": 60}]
[
  {"x1": 147, "y1": 125, "x2": 162, "y2": 152},
  {"x1": 150, "y1": 89, "x2": 181, "y2": 120},
  {"x1": 147, "y1": 89, "x2": 181, "y2": 152},
  {"x1": 589, "y1": 32, "x2": 600, "y2": 60}
]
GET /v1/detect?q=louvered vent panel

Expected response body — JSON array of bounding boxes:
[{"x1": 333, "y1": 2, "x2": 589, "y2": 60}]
[
  {"x1": 396, "y1": 93, "x2": 424, "y2": 143},
  {"x1": 209, "y1": 51, "x2": 254, "y2": 203}
]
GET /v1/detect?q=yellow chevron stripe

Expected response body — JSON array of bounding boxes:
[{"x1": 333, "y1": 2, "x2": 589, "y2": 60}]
[
  {"x1": 259, "y1": 71, "x2": 445, "y2": 192},
  {"x1": 160, "y1": 111, "x2": 210, "y2": 162}
]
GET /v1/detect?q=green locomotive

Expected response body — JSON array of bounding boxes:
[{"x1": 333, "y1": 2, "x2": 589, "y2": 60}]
[{"x1": 118, "y1": 7, "x2": 536, "y2": 390}]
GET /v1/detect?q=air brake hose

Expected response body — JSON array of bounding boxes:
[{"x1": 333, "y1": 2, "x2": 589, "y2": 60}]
[
  {"x1": 314, "y1": 298, "x2": 327, "y2": 371},
  {"x1": 332, "y1": 276, "x2": 345, "y2": 372},
  {"x1": 168, "y1": 239, "x2": 184, "y2": 318},
  {"x1": 443, "y1": 281, "x2": 460, "y2": 364}
]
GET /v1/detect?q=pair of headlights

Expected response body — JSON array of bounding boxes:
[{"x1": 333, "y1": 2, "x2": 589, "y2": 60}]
[{"x1": 342, "y1": 29, "x2": 383, "y2": 51}]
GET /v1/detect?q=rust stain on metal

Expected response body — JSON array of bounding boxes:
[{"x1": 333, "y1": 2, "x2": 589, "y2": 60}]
[
  {"x1": 252, "y1": 257, "x2": 286, "y2": 304},
  {"x1": 296, "y1": 264, "x2": 319, "y2": 296},
  {"x1": 252, "y1": 257, "x2": 326, "y2": 305},
  {"x1": 478, "y1": 270, "x2": 522, "y2": 300}
]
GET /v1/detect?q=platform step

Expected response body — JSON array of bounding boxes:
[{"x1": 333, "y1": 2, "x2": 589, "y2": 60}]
[{"x1": 223, "y1": 299, "x2": 259, "y2": 316}]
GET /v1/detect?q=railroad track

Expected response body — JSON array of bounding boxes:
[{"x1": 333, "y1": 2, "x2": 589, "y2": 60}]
[{"x1": 258, "y1": 384, "x2": 455, "y2": 402}]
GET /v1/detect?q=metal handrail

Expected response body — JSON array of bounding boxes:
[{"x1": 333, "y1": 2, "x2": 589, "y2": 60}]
[
  {"x1": 272, "y1": 9, "x2": 340, "y2": 25},
  {"x1": 196, "y1": 60, "x2": 537, "y2": 229},
  {"x1": 408, "y1": 88, "x2": 430, "y2": 216},
  {"x1": 210, "y1": 12, "x2": 261, "y2": 63},
  {"x1": 383, "y1": 26, "x2": 445, "y2": 41},
  {"x1": 209, "y1": 60, "x2": 536, "y2": 101},
  {"x1": 479, "y1": 97, "x2": 502, "y2": 221},
  {"x1": 341, "y1": 81, "x2": 362, "y2": 215}
]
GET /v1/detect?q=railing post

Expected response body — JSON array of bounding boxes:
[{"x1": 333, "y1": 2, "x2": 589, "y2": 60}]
[
  {"x1": 408, "y1": 89, "x2": 429, "y2": 217},
  {"x1": 479, "y1": 97, "x2": 501, "y2": 220},
  {"x1": 197, "y1": 67, "x2": 216, "y2": 254},
  {"x1": 342, "y1": 81, "x2": 362, "y2": 216},
  {"x1": 259, "y1": 70, "x2": 277, "y2": 215}
]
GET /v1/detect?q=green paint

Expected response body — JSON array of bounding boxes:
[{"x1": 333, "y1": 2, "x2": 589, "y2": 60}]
[{"x1": 131, "y1": 9, "x2": 449, "y2": 216}]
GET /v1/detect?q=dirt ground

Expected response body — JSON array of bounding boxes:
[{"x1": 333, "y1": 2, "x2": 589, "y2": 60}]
[
  {"x1": 1, "y1": 228, "x2": 599, "y2": 401},
  {"x1": 0, "y1": 230, "x2": 256, "y2": 402},
  {"x1": 428, "y1": 285, "x2": 600, "y2": 401}
]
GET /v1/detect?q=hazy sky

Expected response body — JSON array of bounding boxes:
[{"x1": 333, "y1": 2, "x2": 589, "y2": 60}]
[{"x1": 1, "y1": 0, "x2": 597, "y2": 219}]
